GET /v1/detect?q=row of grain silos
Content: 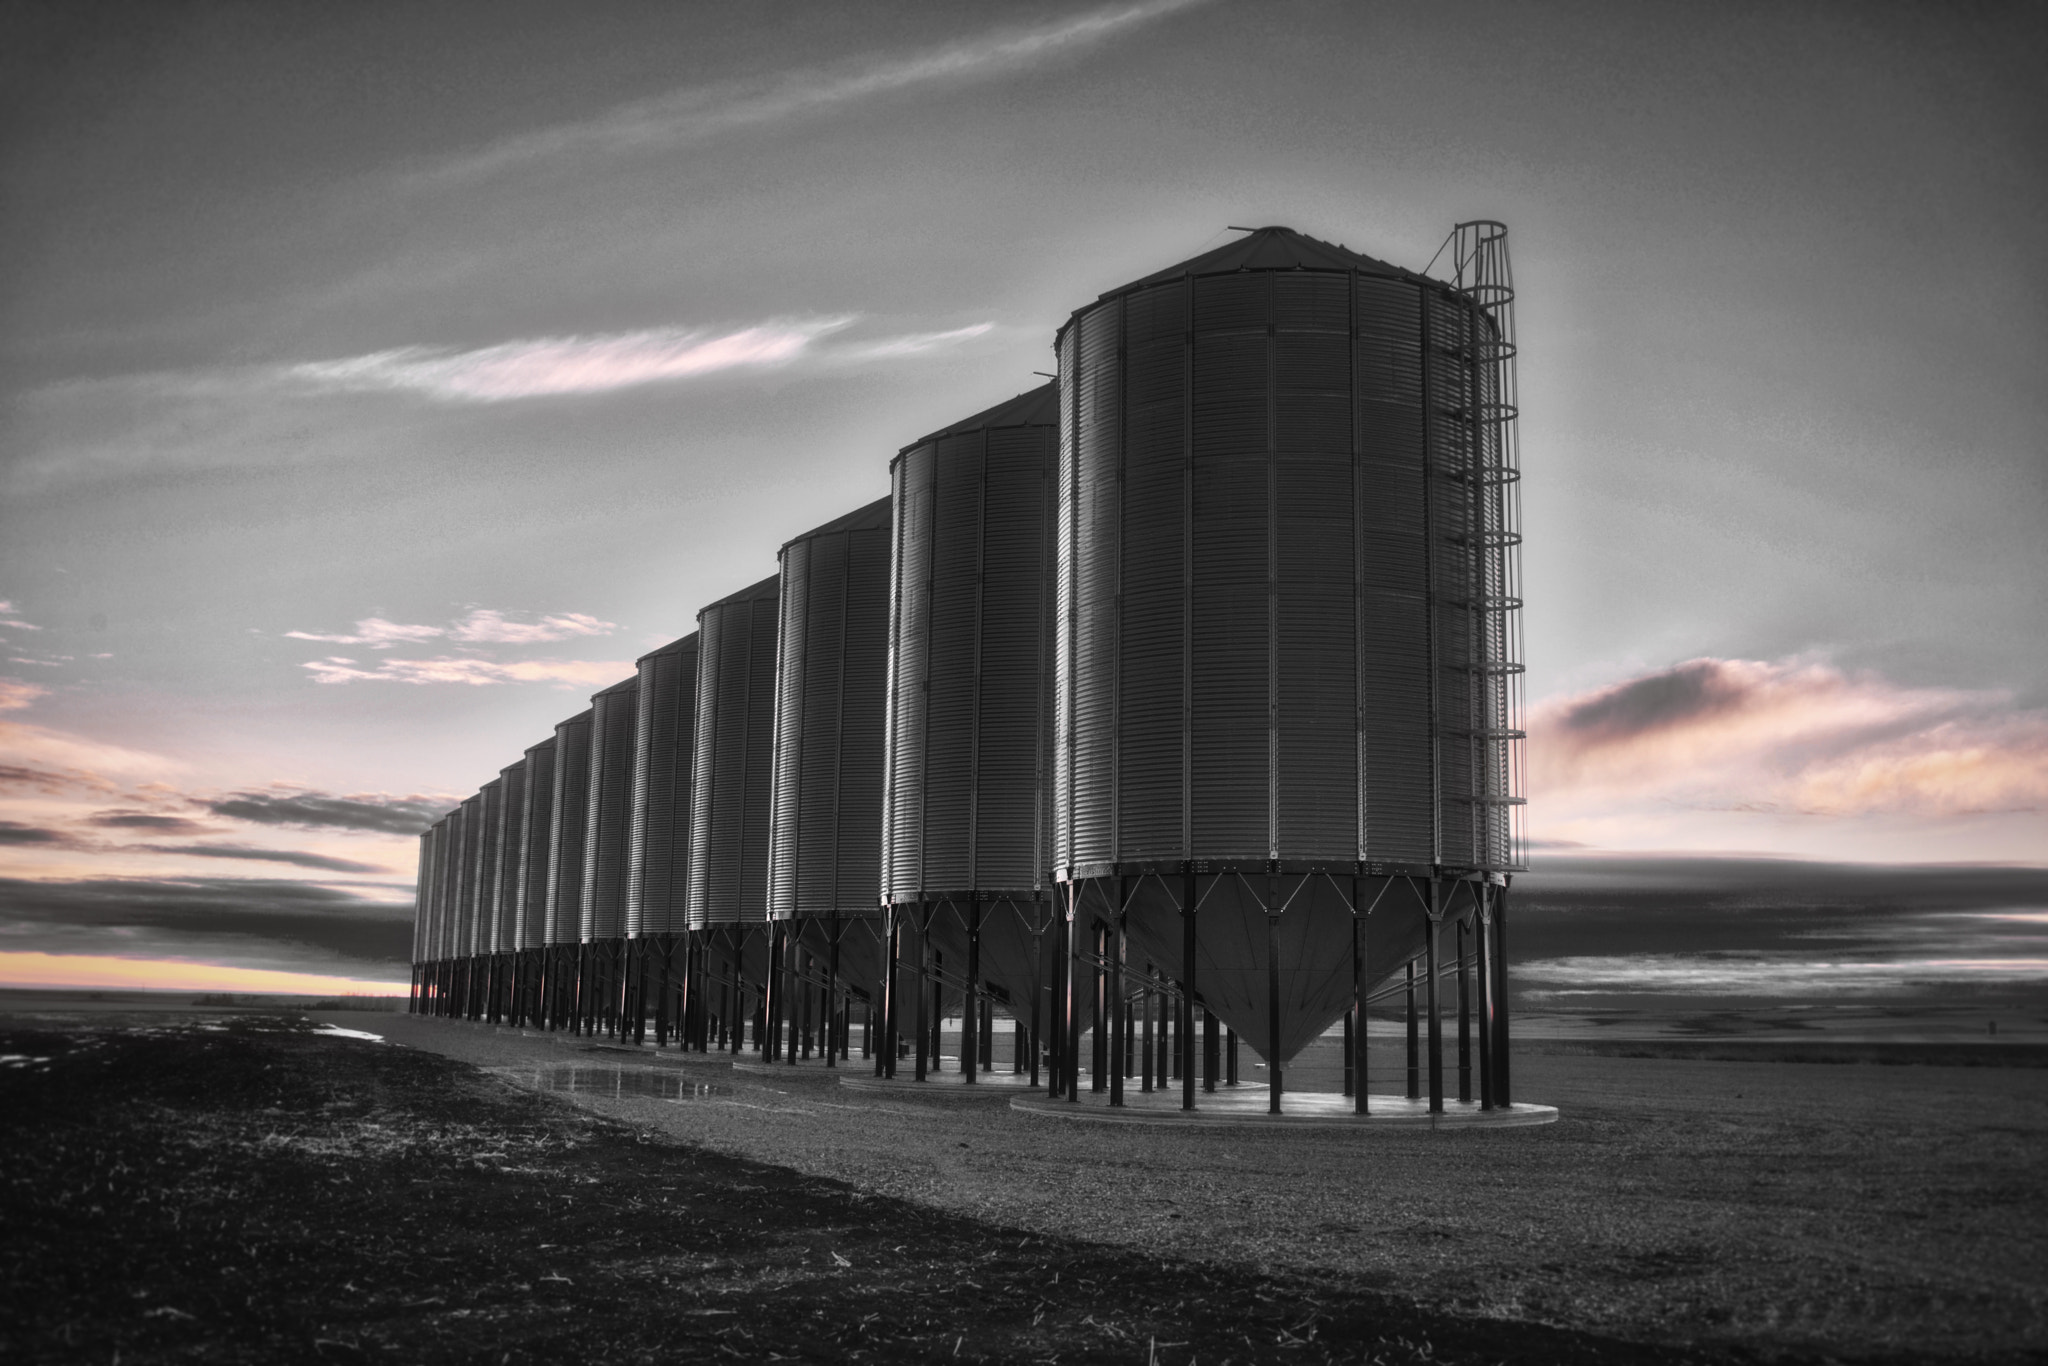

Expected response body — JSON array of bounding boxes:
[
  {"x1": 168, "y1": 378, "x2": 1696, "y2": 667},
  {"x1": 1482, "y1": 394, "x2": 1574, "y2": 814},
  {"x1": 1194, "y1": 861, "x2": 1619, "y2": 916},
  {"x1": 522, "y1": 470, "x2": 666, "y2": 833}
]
[{"x1": 409, "y1": 223, "x2": 1528, "y2": 1117}]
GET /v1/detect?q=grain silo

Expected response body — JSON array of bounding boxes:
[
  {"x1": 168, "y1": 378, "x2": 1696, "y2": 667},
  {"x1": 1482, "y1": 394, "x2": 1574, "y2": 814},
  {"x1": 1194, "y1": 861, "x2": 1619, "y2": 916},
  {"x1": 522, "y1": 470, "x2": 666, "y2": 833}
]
[
  {"x1": 687, "y1": 573, "x2": 780, "y2": 1053},
  {"x1": 546, "y1": 708, "x2": 594, "y2": 1031},
  {"x1": 765, "y1": 498, "x2": 891, "y2": 1068},
  {"x1": 487, "y1": 759, "x2": 527, "y2": 1024},
  {"x1": 1051, "y1": 223, "x2": 1525, "y2": 1113},
  {"x1": 411, "y1": 827, "x2": 433, "y2": 1012},
  {"x1": 882, "y1": 385, "x2": 1061, "y2": 1084},
  {"x1": 454, "y1": 793, "x2": 484, "y2": 1017},
  {"x1": 433, "y1": 808, "x2": 463, "y2": 1016},
  {"x1": 515, "y1": 735, "x2": 557, "y2": 1027},
  {"x1": 627, "y1": 633, "x2": 699, "y2": 1045},
  {"x1": 581, "y1": 675, "x2": 639, "y2": 1037}
]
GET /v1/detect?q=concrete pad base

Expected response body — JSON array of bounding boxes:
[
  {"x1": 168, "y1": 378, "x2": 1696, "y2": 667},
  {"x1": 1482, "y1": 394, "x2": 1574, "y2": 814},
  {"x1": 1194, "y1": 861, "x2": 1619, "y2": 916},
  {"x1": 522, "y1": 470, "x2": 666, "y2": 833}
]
[
  {"x1": 1011, "y1": 1087, "x2": 1558, "y2": 1129},
  {"x1": 840, "y1": 1069, "x2": 1041, "y2": 1099}
]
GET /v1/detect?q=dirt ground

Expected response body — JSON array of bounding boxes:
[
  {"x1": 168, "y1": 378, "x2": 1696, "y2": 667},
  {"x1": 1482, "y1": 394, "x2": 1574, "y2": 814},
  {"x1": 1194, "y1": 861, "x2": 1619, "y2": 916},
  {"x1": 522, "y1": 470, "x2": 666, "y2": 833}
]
[{"x1": 2, "y1": 1011, "x2": 2042, "y2": 1365}]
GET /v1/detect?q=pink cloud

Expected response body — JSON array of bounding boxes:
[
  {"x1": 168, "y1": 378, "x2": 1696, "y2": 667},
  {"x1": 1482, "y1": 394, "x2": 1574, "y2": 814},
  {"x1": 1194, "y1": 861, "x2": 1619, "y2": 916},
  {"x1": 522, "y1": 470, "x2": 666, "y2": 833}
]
[
  {"x1": 284, "y1": 608, "x2": 616, "y2": 649},
  {"x1": 301, "y1": 656, "x2": 631, "y2": 689},
  {"x1": 1530, "y1": 657, "x2": 2048, "y2": 825},
  {"x1": 288, "y1": 319, "x2": 851, "y2": 402},
  {"x1": 284, "y1": 617, "x2": 445, "y2": 648},
  {"x1": 445, "y1": 609, "x2": 614, "y2": 644},
  {"x1": 0, "y1": 679, "x2": 47, "y2": 712}
]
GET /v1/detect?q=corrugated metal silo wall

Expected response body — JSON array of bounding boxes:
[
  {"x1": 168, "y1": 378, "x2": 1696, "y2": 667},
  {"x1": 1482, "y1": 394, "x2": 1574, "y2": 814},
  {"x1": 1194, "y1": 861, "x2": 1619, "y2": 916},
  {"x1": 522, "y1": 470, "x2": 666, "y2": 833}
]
[
  {"x1": 769, "y1": 499, "x2": 890, "y2": 920},
  {"x1": 494, "y1": 760, "x2": 527, "y2": 954},
  {"x1": 686, "y1": 576, "x2": 780, "y2": 929},
  {"x1": 545, "y1": 710, "x2": 594, "y2": 947},
  {"x1": 455, "y1": 795, "x2": 483, "y2": 959},
  {"x1": 581, "y1": 677, "x2": 638, "y2": 942},
  {"x1": 886, "y1": 415, "x2": 1057, "y2": 902},
  {"x1": 1054, "y1": 268, "x2": 1494, "y2": 873},
  {"x1": 627, "y1": 635, "x2": 699, "y2": 938},
  {"x1": 518, "y1": 737, "x2": 557, "y2": 951},
  {"x1": 435, "y1": 810, "x2": 462, "y2": 963},
  {"x1": 413, "y1": 830, "x2": 431, "y2": 967},
  {"x1": 474, "y1": 780, "x2": 504, "y2": 956}
]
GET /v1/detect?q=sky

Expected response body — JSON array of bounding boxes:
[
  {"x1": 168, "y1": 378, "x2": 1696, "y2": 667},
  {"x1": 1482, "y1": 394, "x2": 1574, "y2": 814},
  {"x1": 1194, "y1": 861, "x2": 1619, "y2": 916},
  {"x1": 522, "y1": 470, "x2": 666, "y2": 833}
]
[{"x1": 2, "y1": 0, "x2": 2043, "y2": 998}]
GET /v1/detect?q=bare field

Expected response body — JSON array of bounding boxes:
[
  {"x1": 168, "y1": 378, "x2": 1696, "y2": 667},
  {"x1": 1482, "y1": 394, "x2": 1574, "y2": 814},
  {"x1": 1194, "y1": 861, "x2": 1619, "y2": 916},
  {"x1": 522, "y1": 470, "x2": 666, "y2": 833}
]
[{"x1": 372, "y1": 1013, "x2": 2048, "y2": 1362}]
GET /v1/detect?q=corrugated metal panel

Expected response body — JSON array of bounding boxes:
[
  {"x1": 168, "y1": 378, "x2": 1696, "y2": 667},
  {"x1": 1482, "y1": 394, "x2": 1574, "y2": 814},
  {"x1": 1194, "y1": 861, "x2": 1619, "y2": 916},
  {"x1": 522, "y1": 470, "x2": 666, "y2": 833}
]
[
  {"x1": 628, "y1": 634, "x2": 698, "y2": 938},
  {"x1": 582, "y1": 675, "x2": 638, "y2": 942},
  {"x1": 518, "y1": 738, "x2": 556, "y2": 950},
  {"x1": 545, "y1": 710, "x2": 593, "y2": 946},
  {"x1": 475, "y1": 779, "x2": 503, "y2": 955},
  {"x1": 457, "y1": 793, "x2": 485, "y2": 958},
  {"x1": 494, "y1": 761, "x2": 526, "y2": 954},
  {"x1": 1357, "y1": 275, "x2": 1435, "y2": 864},
  {"x1": 413, "y1": 830, "x2": 431, "y2": 965},
  {"x1": 437, "y1": 809, "x2": 463, "y2": 961},
  {"x1": 769, "y1": 497, "x2": 890, "y2": 919},
  {"x1": 1053, "y1": 256, "x2": 1490, "y2": 873},
  {"x1": 1067, "y1": 301, "x2": 1121, "y2": 868},
  {"x1": 1053, "y1": 325, "x2": 1079, "y2": 871},
  {"x1": 883, "y1": 385, "x2": 1056, "y2": 903},
  {"x1": 687, "y1": 574, "x2": 780, "y2": 928}
]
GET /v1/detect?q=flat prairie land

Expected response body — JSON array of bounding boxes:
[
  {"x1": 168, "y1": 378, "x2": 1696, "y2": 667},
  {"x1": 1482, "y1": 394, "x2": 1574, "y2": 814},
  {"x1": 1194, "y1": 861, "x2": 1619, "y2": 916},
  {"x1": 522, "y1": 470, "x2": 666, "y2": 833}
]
[{"x1": 1, "y1": 1011, "x2": 2042, "y2": 1365}]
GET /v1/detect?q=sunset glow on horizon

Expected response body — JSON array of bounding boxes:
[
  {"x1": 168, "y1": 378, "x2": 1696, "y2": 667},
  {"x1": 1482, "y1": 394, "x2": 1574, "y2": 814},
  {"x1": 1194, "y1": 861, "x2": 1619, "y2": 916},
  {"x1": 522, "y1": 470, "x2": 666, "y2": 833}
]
[{"x1": 0, "y1": 952, "x2": 408, "y2": 997}]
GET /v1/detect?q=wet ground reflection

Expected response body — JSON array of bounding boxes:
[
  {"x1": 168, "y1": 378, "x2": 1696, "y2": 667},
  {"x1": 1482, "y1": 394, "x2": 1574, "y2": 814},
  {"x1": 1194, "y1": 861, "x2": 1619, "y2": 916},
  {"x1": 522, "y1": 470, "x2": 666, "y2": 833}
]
[{"x1": 507, "y1": 1064, "x2": 729, "y2": 1102}]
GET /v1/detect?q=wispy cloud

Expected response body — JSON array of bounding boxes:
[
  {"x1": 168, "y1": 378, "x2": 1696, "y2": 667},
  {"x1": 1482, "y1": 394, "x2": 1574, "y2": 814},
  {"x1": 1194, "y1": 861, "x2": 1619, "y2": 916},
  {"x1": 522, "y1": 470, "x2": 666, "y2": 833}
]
[
  {"x1": 138, "y1": 844, "x2": 387, "y2": 875},
  {"x1": 287, "y1": 319, "x2": 851, "y2": 402},
  {"x1": 420, "y1": 0, "x2": 1208, "y2": 184},
  {"x1": 0, "y1": 680, "x2": 47, "y2": 712},
  {"x1": 1530, "y1": 657, "x2": 2048, "y2": 824},
  {"x1": 283, "y1": 608, "x2": 616, "y2": 650},
  {"x1": 206, "y1": 789, "x2": 448, "y2": 836},
  {"x1": 1516, "y1": 953, "x2": 2048, "y2": 997},
  {"x1": 0, "y1": 602, "x2": 41, "y2": 632},
  {"x1": 302, "y1": 656, "x2": 631, "y2": 689}
]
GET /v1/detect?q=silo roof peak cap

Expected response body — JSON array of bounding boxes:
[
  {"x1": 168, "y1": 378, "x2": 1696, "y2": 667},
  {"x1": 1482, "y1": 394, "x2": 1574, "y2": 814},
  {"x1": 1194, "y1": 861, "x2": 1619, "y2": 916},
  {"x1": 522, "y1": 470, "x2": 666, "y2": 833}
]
[
  {"x1": 784, "y1": 494, "x2": 891, "y2": 547},
  {"x1": 699, "y1": 572, "x2": 780, "y2": 615},
  {"x1": 634, "y1": 630, "x2": 699, "y2": 665},
  {"x1": 899, "y1": 380, "x2": 1058, "y2": 453},
  {"x1": 1103, "y1": 225, "x2": 1420, "y2": 298}
]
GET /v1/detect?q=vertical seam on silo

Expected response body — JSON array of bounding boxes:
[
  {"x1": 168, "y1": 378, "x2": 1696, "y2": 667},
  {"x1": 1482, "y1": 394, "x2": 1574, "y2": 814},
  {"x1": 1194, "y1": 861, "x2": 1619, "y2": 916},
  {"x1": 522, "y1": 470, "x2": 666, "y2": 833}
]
[
  {"x1": 1352, "y1": 269, "x2": 1367, "y2": 865},
  {"x1": 1032, "y1": 419, "x2": 1050, "y2": 897},
  {"x1": 1181, "y1": 272, "x2": 1194, "y2": 863},
  {"x1": 883, "y1": 458, "x2": 904, "y2": 909},
  {"x1": 830, "y1": 531, "x2": 850, "y2": 918},
  {"x1": 1421, "y1": 288, "x2": 1442, "y2": 869},
  {"x1": 917, "y1": 462, "x2": 939, "y2": 905},
  {"x1": 773, "y1": 546, "x2": 794, "y2": 919},
  {"x1": 1267, "y1": 271, "x2": 1279, "y2": 865},
  {"x1": 1111, "y1": 293, "x2": 1127, "y2": 870},
  {"x1": 968, "y1": 431, "x2": 987, "y2": 896}
]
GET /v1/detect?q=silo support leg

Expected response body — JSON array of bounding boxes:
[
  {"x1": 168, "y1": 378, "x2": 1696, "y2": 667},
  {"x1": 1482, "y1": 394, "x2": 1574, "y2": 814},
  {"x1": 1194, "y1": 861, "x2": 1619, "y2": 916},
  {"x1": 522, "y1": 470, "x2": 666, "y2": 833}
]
[
  {"x1": 1181, "y1": 880, "x2": 1197, "y2": 1112},
  {"x1": 1457, "y1": 916, "x2": 1472, "y2": 1103},
  {"x1": 913, "y1": 910, "x2": 930, "y2": 1083},
  {"x1": 964, "y1": 904, "x2": 981, "y2": 1085},
  {"x1": 1405, "y1": 961, "x2": 1419, "y2": 1099},
  {"x1": 1495, "y1": 880, "x2": 1513, "y2": 1106},
  {"x1": 1427, "y1": 880, "x2": 1445, "y2": 1115},
  {"x1": 1107, "y1": 911, "x2": 1125, "y2": 1107},
  {"x1": 1267, "y1": 909, "x2": 1282, "y2": 1116}
]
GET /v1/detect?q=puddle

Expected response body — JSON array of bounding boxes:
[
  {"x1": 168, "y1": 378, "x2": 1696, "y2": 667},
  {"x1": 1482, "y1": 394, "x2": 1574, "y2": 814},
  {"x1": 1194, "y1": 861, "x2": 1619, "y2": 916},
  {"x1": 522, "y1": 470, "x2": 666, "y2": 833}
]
[
  {"x1": 313, "y1": 1024, "x2": 386, "y2": 1043},
  {"x1": 506, "y1": 1064, "x2": 729, "y2": 1102}
]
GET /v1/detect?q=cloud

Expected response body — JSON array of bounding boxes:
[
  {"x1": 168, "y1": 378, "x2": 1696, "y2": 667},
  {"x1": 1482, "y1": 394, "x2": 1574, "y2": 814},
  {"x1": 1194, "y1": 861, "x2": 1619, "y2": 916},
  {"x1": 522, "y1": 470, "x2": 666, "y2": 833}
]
[
  {"x1": 301, "y1": 656, "x2": 632, "y2": 689},
  {"x1": 1530, "y1": 657, "x2": 2048, "y2": 822},
  {"x1": 205, "y1": 790, "x2": 447, "y2": 836},
  {"x1": 446, "y1": 610, "x2": 614, "y2": 644},
  {"x1": 90, "y1": 811, "x2": 210, "y2": 833},
  {"x1": 0, "y1": 679, "x2": 47, "y2": 711},
  {"x1": 283, "y1": 608, "x2": 616, "y2": 650},
  {"x1": 419, "y1": 0, "x2": 1208, "y2": 184},
  {"x1": 283, "y1": 617, "x2": 446, "y2": 648},
  {"x1": 287, "y1": 319, "x2": 851, "y2": 402},
  {"x1": 0, "y1": 875, "x2": 412, "y2": 967},
  {"x1": 138, "y1": 844, "x2": 386, "y2": 874},
  {"x1": 0, "y1": 821, "x2": 67, "y2": 845},
  {"x1": 1515, "y1": 952, "x2": 2048, "y2": 997},
  {"x1": 833, "y1": 323, "x2": 997, "y2": 360}
]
